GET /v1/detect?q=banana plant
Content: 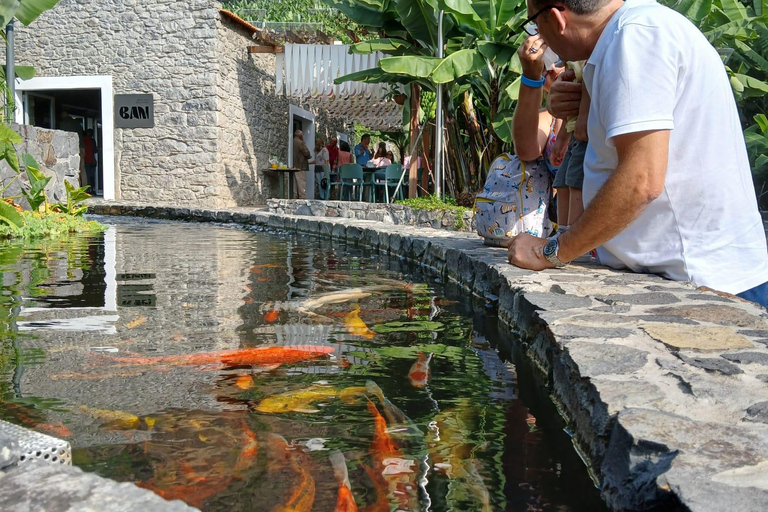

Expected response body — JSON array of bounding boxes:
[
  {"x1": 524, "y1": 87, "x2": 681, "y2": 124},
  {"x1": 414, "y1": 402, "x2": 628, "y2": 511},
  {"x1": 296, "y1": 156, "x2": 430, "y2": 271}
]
[{"x1": 325, "y1": 0, "x2": 529, "y2": 195}]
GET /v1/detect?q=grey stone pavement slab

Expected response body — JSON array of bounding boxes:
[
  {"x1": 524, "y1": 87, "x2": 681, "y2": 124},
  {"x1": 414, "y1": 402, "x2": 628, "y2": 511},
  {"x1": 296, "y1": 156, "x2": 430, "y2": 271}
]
[
  {"x1": 64, "y1": 199, "x2": 768, "y2": 511},
  {"x1": 0, "y1": 462, "x2": 197, "y2": 511}
]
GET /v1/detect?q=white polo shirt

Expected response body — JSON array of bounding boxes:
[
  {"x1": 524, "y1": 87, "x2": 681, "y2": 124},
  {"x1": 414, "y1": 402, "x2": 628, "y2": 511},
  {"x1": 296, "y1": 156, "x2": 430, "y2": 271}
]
[{"x1": 583, "y1": 0, "x2": 768, "y2": 294}]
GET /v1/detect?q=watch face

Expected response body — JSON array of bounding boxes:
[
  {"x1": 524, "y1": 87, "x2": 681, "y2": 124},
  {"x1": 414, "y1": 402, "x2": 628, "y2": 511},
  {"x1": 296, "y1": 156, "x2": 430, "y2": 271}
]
[{"x1": 543, "y1": 239, "x2": 558, "y2": 257}]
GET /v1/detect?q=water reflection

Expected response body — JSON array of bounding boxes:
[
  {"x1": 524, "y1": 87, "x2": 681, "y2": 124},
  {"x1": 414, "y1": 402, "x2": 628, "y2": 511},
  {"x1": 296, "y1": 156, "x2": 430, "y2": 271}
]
[{"x1": 0, "y1": 217, "x2": 606, "y2": 512}]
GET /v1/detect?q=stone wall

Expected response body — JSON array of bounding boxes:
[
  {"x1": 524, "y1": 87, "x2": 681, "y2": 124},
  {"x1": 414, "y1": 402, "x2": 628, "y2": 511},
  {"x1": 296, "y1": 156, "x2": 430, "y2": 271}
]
[
  {"x1": 215, "y1": 17, "x2": 287, "y2": 205},
  {"x1": 0, "y1": 125, "x2": 79, "y2": 206},
  {"x1": 267, "y1": 198, "x2": 476, "y2": 232},
  {"x1": 15, "y1": 0, "x2": 225, "y2": 205},
  {"x1": 14, "y1": 0, "x2": 355, "y2": 207}
]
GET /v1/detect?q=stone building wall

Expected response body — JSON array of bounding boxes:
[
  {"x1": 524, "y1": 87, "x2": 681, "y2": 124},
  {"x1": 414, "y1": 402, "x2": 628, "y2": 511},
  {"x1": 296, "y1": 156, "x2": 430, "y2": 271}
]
[
  {"x1": 215, "y1": 17, "x2": 287, "y2": 205},
  {"x1": 14, "y1": 0, "x2": 225, "y2": 205},
  {"x1": 0, "y1": 125, "x2": 80, "y2": 206},
  {"x1": 14, "y1": 0, "x2": 354, "y2": 206}
]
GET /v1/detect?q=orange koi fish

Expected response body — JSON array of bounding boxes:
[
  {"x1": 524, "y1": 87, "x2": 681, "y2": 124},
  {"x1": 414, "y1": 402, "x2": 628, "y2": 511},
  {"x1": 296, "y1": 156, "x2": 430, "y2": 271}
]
[
  {"x1": 234, "y1": 374, "x2": 255, "y2": 390},
  {"x1": 361, "y1": 463, "x2": 389, "y2": 512},
  {"x1": 103, "y1": 345, "x2": 334, "y2": 368},
  {"x1": 264, "y1": 309, "x2": 280, "y2": 323},
  {"x1": 367, "y1": 400, "x2": 400, "y2": 461},
  {"x1": 234, "y1": 420, "x2": 259, "y2": 472},
  {"x1": 330, "y1": 450, "x2": 358, "y2": 512},
  {"x1": 37, "y1": 422, "x2": 72, "y2": 438},
  {"x1": 366, "y1": 394, "x2": 419, "y2": 512},
  {"x1": 267, "y1": 434, "x2": 315, "y2": 512},
  {"x1": 407, "y1": 352, "x2": 432, "y2": 388}
]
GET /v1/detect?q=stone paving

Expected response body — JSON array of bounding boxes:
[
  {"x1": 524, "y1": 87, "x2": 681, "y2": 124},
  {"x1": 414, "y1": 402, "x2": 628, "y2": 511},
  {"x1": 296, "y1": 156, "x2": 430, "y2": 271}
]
[{"x1": 7, "y1": 198, "x2": 768, "y2": 512}]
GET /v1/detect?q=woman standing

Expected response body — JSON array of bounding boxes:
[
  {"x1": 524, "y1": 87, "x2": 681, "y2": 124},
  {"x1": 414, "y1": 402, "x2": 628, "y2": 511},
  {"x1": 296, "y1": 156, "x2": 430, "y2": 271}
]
[{"x1": 311, "y1": 138, "x2": 331, "y2": 199}]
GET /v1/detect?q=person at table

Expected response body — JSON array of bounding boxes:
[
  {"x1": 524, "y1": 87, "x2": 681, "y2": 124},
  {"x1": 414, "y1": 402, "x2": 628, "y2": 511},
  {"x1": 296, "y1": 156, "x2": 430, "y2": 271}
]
[
  {"x1": 386, "y1": 151, "x2": 395, "y2": 163},
  {"x1": 371, "y1": 144, "x2": 392, "y2": 168},
  {"x1": 338, "y1": 141, "x2": 353, "y2": 166},
  {"x1": 292, "y1": 129, "x2": 311, "y2": 198},
  {"x1": 327, "y1": 137, "x2": 339, "y2": 171},
  {"x1": 355, "y1": 134, "x2": 372, "y2": 167}
]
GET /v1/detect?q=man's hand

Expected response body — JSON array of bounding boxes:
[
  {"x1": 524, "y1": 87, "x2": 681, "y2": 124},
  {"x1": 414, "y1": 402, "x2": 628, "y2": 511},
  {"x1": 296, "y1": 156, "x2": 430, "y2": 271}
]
[
  {"x1": 508, "y1": 233, "x2": 554, "y2": 271},
  {"x1": 518, "y1": 35, "x2": 548, "y2": 79},
  {"x1": 547, "y1": 70, "x2": 582, "y2": 119}
]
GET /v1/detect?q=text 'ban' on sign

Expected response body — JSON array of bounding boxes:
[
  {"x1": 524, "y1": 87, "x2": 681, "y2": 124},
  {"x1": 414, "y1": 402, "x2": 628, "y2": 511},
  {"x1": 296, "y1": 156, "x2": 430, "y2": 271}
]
[{"x1": 114, "y1": 94, "x2": 154, "y2": 128}]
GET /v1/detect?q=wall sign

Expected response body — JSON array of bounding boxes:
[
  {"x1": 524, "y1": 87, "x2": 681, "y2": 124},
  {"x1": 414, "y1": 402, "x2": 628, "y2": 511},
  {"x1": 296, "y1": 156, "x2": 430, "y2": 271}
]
[{"x1": 114, "y1": 94, "x2": 154, "y2": 128}]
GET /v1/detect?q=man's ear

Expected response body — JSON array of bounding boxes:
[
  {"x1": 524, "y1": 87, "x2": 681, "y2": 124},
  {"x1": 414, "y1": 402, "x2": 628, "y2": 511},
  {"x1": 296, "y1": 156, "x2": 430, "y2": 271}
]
[{"x1": 551, "y1": 6, "x2": 567, "y2": 35}]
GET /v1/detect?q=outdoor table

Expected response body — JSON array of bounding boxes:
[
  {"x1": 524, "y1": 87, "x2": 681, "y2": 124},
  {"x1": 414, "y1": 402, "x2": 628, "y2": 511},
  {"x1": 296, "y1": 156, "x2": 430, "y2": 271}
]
[{"x1": 263, "y1": 168, "x2": 302, "y2": 199}]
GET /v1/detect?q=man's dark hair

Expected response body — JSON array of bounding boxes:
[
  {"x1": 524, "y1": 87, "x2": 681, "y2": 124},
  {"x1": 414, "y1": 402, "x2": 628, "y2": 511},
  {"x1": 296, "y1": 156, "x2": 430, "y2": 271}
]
[
  {"x1": 339, "y1": 141, "x2": 351, "y2": 152},
  {"x1": 532, "y1": 0, "x2": 610, "y2": 15},
  {"x1": 361, "y1": 134, "x2": 371, "y2": 142}
]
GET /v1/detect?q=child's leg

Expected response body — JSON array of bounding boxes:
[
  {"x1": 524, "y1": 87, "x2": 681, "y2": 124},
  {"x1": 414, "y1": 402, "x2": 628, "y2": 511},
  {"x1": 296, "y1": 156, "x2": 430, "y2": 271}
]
[
  {"x1": 565, "y1": 139, "x2": 588, "y2": 225},
  {"x1": 553, "y1": 142, "x2": 575, "y2": 230}
]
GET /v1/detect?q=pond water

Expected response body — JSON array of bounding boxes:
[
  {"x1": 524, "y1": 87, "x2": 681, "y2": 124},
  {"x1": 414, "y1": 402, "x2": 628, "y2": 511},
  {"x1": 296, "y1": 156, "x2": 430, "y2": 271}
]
[{"x1": 0, "y1": 216, "x2": 607, "y2": 512}]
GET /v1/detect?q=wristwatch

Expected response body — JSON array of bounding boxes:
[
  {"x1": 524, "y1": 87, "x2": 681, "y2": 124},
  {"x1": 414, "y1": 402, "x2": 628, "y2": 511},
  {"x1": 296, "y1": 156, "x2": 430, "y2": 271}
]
[{"x1": 543, "y1": 236, "x2": 567, "y2": 268}]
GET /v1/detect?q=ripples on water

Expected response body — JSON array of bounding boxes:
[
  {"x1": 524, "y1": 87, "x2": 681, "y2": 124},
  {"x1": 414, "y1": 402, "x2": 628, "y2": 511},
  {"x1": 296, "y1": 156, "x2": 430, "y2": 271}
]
[{"x1": 0, "y1": 216, "x2": 606, "y2": 512}]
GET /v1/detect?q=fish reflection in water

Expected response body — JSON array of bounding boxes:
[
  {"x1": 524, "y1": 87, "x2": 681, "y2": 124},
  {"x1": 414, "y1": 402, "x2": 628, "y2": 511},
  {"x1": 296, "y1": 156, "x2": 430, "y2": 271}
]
[
  {"x1": 268, "y1": 433, "x2": 316, "y2": 512},
  {"x1": 429, "y1": 400, "x2": 493, "y2": 512},
  {"x1": 104, "y1": 409, "x2": 261, "y2": 509}
]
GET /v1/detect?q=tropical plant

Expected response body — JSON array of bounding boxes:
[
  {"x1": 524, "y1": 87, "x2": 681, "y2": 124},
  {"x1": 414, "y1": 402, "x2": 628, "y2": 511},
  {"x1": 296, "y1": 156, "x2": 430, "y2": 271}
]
[
  {"x1": 53, "y1": 180, "x2": 91, "y2": 217},
  {"x1": 20, "y1": 155, "x2": 51, "y2": 212},
  {"x1": 324, "y1": 0, "x2": 529, "y2": 198}
]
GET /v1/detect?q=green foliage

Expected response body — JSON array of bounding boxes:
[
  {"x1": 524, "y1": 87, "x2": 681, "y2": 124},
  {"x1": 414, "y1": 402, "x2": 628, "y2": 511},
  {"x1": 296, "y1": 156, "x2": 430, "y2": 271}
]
[
  {"x1": 746, "y1": 114, "x2": 768, "y2": 179},
  {"x1": 53, "y1": 180, "x2": 91, "y2": 217},
  {"x1": 223, "y1": 0, "x2": 371, "y2": 44},
  {"x1": 20, "y1": 154, "x2": 51, "y2": 212},
  {"x1": 0, "y1": 210, "x2": 106, "y2": 240},
  {"x1": 0, "y1": 200, "x2": 23, "y2": 230},
  {"x1": 396, "y1": 194, "x2": 469, "y2": 229}
]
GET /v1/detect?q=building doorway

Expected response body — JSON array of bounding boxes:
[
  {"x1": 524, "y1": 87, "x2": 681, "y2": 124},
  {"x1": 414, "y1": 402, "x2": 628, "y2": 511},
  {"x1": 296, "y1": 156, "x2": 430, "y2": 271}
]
[
  {"x1": 15, "y1": 76, "x2": 115, "y2": 200},
  {"x1": 287, "y1": 105, "x2": 315, "y2": 199}
]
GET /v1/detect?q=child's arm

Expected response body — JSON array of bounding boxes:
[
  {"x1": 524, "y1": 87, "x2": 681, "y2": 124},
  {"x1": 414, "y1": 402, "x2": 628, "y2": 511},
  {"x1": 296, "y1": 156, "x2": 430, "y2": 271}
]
[
  {"x1": 574, "y1": 83, "x2": 590, "y2": 142},
  {"x1": 550, "y1": 122, "x2": 571, "y2": 168}
]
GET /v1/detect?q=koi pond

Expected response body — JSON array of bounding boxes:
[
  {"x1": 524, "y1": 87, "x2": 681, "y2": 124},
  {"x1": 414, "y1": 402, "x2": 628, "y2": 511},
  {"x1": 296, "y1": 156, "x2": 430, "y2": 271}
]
[{"x1": 0, "y1": 216, "x2": 607, "y2": 512}]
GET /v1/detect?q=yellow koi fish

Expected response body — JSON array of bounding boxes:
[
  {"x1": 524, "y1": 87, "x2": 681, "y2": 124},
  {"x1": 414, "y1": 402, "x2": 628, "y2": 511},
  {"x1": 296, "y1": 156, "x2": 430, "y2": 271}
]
[
  {"x1": 343, "y1": 305, "x2": 376, "y2": 339},
  {"x1": 255, "y1": 384, "x2": 367, "y2": 414}
]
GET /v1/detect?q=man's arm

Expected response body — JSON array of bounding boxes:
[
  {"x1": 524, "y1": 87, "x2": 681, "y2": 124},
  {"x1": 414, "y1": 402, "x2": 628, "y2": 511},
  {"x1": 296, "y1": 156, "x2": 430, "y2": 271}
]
[
  {"x1": 557, "y1": 129, "x2": 669, "y2": 261},
  {"x1": 508, "y1": 129, "x2": 669, "y2": 269},
  {"x1": 300, "y1": 142, "x2": 311, "y2": 158}
]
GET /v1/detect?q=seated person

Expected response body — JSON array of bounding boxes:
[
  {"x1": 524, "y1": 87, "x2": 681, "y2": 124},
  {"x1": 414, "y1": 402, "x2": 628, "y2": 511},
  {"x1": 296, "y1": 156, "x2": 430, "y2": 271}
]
[
  {"x1": 371, "y1": 144, "x2": 392, "y2": 168},
  {"x1": 337, "y1": 141, "x2": 353, "y2": 166}
]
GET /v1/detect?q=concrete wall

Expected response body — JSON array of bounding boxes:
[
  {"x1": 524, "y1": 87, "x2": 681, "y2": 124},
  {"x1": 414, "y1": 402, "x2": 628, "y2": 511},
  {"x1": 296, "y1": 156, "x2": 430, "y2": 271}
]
[{"x1": 0, "y1": 125, "x2": 80, "y2": 206}]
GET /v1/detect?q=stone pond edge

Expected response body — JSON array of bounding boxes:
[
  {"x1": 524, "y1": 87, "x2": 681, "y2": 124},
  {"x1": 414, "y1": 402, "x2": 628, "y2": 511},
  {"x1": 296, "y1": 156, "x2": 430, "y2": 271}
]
[{"x1": 7, "y1": 200, "x2": 766, "y2": 511}]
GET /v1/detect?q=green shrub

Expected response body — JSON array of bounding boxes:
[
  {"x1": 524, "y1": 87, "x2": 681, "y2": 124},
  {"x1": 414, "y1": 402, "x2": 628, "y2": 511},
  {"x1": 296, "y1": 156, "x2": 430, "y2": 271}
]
[{"x1": 0, "y1": 210, "x2": 106, "y2": 240}]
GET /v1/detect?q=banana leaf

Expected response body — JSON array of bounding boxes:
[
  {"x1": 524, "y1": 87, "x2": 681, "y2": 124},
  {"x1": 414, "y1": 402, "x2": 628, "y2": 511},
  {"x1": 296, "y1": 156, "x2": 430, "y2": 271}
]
[
  {"x1": 0, "y1": 200, "x2": 23, "y2": 230},
  {"x1": 349, "y1": 38, "x2": 412, "y2": 55},
  {"x1": 431, "y1": 48, "x2": 485, "y2": 83},
  {"x1": 14, "y1": 0, "x2": 59, "y2": 25},
  {"x1": 321, "y1": 0, "x2": 392, "y2": 27},
  {"x1": 0, "y1": 0, "x2": 20, "y2": 27},
  {"x1": 380, "y1": 55, "x2": 442, "y2": 77},
  {"x1": 396, "y1": 0, "x2": 440, "y2": 48},
  {"x1": 675, "y1": 0, "x2": 713, "y2": 22}
]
